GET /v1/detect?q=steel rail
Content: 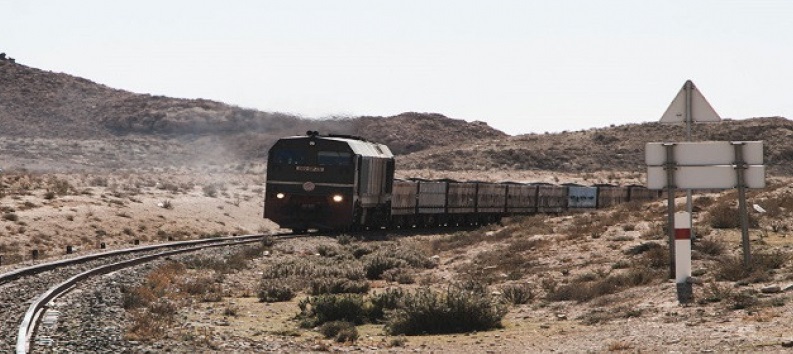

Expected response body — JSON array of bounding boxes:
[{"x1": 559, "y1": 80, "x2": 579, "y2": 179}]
[
  {"x1": 0, "y1": 234, "x2": 270, "y2": 286},
  {"x1": 14, "y1": 235, "x2": 276, "y2": 354}
]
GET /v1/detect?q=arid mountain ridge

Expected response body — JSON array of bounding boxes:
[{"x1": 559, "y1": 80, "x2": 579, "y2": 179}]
[
  {"x1": 0, "y1": 61, "x2": 504, "y2": 160},
  {"x1": 1, "y1": 60, "x2": 792, "y2": 175}
]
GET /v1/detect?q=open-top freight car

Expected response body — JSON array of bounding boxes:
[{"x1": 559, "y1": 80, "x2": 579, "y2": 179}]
[{"x1": 264, "y1": 132, "x2": 660, "y2": 232}]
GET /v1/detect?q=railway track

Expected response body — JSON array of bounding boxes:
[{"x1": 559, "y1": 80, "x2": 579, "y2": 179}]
[{"x1": 0, "y1": 233, "x2": 293, "y2": 354}]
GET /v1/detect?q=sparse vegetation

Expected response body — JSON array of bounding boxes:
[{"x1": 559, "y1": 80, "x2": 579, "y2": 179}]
[{"x1": 385, "y1": 284, "x2": 507, "y2": 335}]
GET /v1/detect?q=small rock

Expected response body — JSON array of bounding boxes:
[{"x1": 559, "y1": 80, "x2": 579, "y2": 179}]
[
  {"x1": 686, "y1": 277, "x2": 704, "y2": 285},
  {"x1": 782, "y1": 340, "x2": 793, "y2": 348},
  {"x1": 556, "y1": 313, "x2": 567, "y2": 320},
  {"x1": 762, "y1": 285, "x2": 782, "y2": 294},
  {"x1": 783, "y1": 284, "x2": 793, "y2": 292}
]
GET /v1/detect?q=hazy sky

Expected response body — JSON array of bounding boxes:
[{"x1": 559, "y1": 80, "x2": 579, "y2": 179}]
[{"x1": 3, "y1": 1, "x2": 792, "y2": 135}]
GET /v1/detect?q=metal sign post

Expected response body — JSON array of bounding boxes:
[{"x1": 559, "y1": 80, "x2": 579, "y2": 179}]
[
  {"x1": 733, "y1": 142, "x2": 751, "y2": 266},
  {"x1": 664, "y1": 143, "x2": 676, "y2": 279}
]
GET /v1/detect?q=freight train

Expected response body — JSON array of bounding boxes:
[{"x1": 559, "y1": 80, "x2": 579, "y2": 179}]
[{"x1": 264, "y1": 132, "x2": 658, "y2": 232}]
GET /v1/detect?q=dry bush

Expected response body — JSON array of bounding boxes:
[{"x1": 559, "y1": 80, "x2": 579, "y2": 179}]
[
  {"x1": 319, "y1": 321, "x2": 359, "y2": 343},
  {"x1": 297, "y1": 294, "x2": 367, "y2": 328},
  {"x1": 258, "y1": 280, "x2": 295, "y2": 303},
  {"x1": 708, "y1": 202, "x2": 758, "y2": 229},
  {"x1": 548, "y1": 267, "x2": 662, "y2": 303},
  {"x1": 759, "y1": 193, "x2": 793, "y2": 218},
  {"x1": 180, "y1": 276, "x2": 224, "y2": 302},
  {"x1": 366, "y1": 288, "x2": 405, "y2": 322},
  {"x1": 694, "y1": 237, "x2": 727, "y2": 257},
  {"x1": 563, "y1": 214, "x2": 608, "y2": 240},
  {"x1": 385, "y1": 284, "x2": 507, "y2": 335},
  {"x1": 714, "y1": 250, "x2": 790, "y2": 282},
  {"x1": 429, "y1": 226, "x2": 508, "y2": 252},
  {"x1": 458, "y1": 246, "x2": 538, "y2": 284},
  {"x1": 500, "y1": 283, "x2": 535, "y2": 305},
  {"x1": 308, "y1": 277, "x2": 370, "y2": 295},
  {"x1": 699, "y1": 282, "x2": 734, "y2": 304},
  {"x1": 382, "y1": 267, "x2": 416, "y2": 284}
]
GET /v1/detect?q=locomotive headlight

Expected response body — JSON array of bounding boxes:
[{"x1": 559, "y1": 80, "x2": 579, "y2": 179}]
[
  {"x1": 276, "y1": 193, "x2": 285, "y2": 199},
  {"x1": 332, "y1": 194, "x2": 343, "y2": 203}
]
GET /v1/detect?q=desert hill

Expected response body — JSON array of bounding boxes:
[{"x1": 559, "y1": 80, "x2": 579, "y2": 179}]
[
  {"x1": 0, "y1": 60, "x2": 504, "y2": 169},
  {"x1": 3, "y1": 60, "x2": 791, "y2": 176},
  {"x1": 397, "y1": 117, "x2": 793, "y2": 175}
]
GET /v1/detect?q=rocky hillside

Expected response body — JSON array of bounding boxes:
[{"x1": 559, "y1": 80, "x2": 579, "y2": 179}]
[
  {"x1": 397, "y1": 117, "x2": 793, "y2": 175},
  {"x1": 0, "y1": 61, "x2": 504, "y2": 162}
]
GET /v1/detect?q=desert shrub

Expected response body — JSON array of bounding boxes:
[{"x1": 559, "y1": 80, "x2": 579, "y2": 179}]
[
  {"x1": 459, "y1": 246, "x2": 537, "y2": 284},
  {"x1": 297, "y1": 294, "x2": 366, "y2": 328},
  {"x1": 202, "y1": 184, "x2": 218, "y2": 198},
  {"x1": 506, "y1": 237, "x2": 549, "y2": 253},
  {"x1": 548, "y1": 268, "x2": 661, "y2": 303},
  {"x1": 308, "y1": 277, "x2": 370, "y2": 295},
  {"x1": 149, "y1": 298, "x2": 179, "y2": 317},
  {"x1": 366, "y1": 288, "x2": 405, "y2": 322},
  {"x1": 50, "y1": 177, "x2": 71, "y2": 195},
  {"x1": 730, "y1": 290, "x2": 759, "y2": 310},
  {"x1": 336, "y1": 234, "x2": 354, "y2": 245},
  {"x1": 429, "y1": 228, "x2": 506, "y2": 252},
  {"x1": 258, "y1": 280, "x2": 295, "y2": 302},
  {"x1": 2, "y1": 212, "x2": 18, "y2": 222},
  {"x1": 319, "y1": 321, "x2": 359, "y2": 342},
  {"x1": 363, "y1": 255, "x2": 408, "y2": 280},
  {"x1": 316, "y1": 244, "x2": 341, "y2": 258},
  {"x1": 700, "y1": 282, "x2": 734, "y2": 304},
  {"x1": 385, "y1": 284, "x2": 507, "y2": 335},
  {"x1": 261, "y1": 257, "x2": 365, "y2": 281},
  {"x1": 500, "y1": 283, "x2": 535, "y2": 305},
  {"x1": 708, "y1": 203, "x2": 758, "y2": 229},
  {"x1": 694, "y1": 237, "x2": 727, "y2": 257},
  {"x1": 350, "y1": 245, "x2": 372, "y2": 259},
  {"x1": 382, "y1": 267, "x2": 416, "y2": 284},
  {"x1": 44, "y1": 191, "x2": 56, "y2": 200},
  {"x1": 759, "y1": 193, "x2": 793, "y2": 218},
  {"x1": 714, "y1": 250, "x2": 790, "y2": 282},
  {"x1": 636, "y1": 245, "x2": 670, "y2": 269},
  {"x1": 181, "y1": 277, "x2": 224, "y2": 302}
]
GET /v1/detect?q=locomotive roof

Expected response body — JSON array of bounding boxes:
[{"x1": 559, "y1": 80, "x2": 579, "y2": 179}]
[{"x1": 281, "y1": 135, "x2": 394, "y2": 158}]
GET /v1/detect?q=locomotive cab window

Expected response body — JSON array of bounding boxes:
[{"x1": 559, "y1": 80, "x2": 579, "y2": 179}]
[
  {"x1": 318, "y1": 151, "x2": 352, "y2": 166},
  {"x1": 271, "y1": 149, "x2": 308, "y2": 165}
]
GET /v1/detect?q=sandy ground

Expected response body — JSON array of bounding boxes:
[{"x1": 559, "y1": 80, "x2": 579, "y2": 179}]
[{"x1": 4, "y1": 168, "x2": 793, "y2": 353}]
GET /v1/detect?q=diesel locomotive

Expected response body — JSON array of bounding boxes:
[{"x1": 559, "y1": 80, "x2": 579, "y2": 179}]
[{"x1": 264, "y1": 132, "x2": 659, "y2": 232}]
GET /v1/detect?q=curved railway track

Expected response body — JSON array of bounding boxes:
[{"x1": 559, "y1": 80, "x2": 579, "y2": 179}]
[{"x1": 0, "y1": 233, "x2": 294, "y2": 354}]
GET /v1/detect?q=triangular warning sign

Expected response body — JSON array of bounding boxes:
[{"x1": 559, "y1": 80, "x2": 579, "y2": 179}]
[{"x1": 660, "y1": 80, "x2": 721, "y2": 123}]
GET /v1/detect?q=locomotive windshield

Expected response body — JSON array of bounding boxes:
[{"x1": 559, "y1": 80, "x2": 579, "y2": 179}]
[
  {"x1": 317, "y1": 151, "x2": 352, "y2": 166},
  {"x1": 271, "y1": 149, "x2": 351, "y2": 166},
  {"x1": 271, "y1": 149, "x2": 309, "y2": 165}
]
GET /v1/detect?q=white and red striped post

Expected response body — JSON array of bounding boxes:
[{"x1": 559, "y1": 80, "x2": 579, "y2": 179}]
[{"x1": 674, "y1": 211, "x2": 692, "y2": 283}]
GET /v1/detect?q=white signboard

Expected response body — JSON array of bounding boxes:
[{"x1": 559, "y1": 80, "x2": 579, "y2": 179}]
[
  {"x1": 646, "y1": 141, "x2": 764, "y2": 166},
  {"x1": 647, "y1": 165, "x2": 766, "y2": 189},
  {"x1": 645, "y1": 141, "x2": 765, "y2": 190}
]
